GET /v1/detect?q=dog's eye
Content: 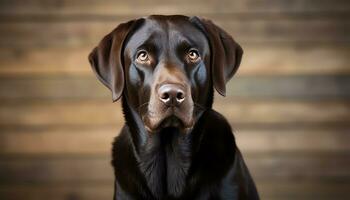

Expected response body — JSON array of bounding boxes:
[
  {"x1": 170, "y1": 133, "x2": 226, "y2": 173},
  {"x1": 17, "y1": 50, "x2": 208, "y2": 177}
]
[
  {"x1": 136, "y1": 50, "x2": 149, "y2": 62},
  {"x1": 187, "y1": 49, "x2": 200, "y2": 62}
]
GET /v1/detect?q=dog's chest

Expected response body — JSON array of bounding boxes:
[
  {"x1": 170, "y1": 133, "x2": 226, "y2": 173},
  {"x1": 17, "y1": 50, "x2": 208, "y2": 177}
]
[{"x1": 138, "y1": 129, "x2": 192, "y2": 198}]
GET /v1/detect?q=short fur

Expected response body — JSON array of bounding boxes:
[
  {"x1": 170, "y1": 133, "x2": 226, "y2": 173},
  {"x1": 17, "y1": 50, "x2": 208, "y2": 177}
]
[{"x1": 89, "y1": 15, "x2": 259, "y2": 200}]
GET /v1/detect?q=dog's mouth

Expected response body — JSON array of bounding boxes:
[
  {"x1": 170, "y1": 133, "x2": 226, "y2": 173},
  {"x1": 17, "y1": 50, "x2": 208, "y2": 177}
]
[
  {"x1": 159, "y1": 115, "x2": 185, "y2": 128},
  {"x1": 143, "y1": 107, "x2": 194, "y2": 133}
]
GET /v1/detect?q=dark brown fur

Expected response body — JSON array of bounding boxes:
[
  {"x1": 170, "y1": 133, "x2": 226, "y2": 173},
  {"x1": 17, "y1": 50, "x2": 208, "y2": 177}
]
[{"x1": 89, "y1": 15, "x2": 259, "y2": 200}]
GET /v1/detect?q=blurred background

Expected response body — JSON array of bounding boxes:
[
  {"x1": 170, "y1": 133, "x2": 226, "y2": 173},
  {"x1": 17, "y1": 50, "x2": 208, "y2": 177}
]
[{"x1": 0, "y1": 0, "x2": 349, "y2": 199}]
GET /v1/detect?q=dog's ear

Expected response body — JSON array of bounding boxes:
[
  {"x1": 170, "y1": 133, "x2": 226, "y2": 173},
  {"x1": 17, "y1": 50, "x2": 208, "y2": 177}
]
[
  {"x1": 88, "y1": 19, "x2": 144, "y2": 102},
  {"x1": 190, "y1": 16, "x2": 243, "y2": 96}
]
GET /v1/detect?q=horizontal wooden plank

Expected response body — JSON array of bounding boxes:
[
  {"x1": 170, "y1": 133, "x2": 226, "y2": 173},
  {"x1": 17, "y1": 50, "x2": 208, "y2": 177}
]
[
  {"x1": 0, "y1": 0, "x2": 349, "y2": 16},
  {"x1": 256, "y1": 180, "x2": 350, "y2": 200},
  {"x1": 0, "y1": 184, "x2": 113, "y2": 200},
  {"x1": 0, "y1": 99, "x2": 349, "y2": 127},
  {"x1": 0, "y1": 127, "x2": 349, "y2": 155},
  {"x1": 0, "y1": 47, "x2": 93, "y2": 76},
  {"x1": 0, "y1": 75, "x2": 349, "y2": 100},
  {"x1": 235, "y1": 129, "x2": 350, "y2": 153},
  {"x1": 0, "y1": 128, "x2": 117, "y2": 155},
  {"x1": 240, "y1": 46, "x2": 350, "y2": 76},
  {"x1": 216, "y1": 98, "x2": 350, "y2": 126},
  {"x1": 0, "y1": 153, "x2": 349, "y2": 183},
  {"x1": 0, "y1": 157, "x2": 113, "y2": 183},
  {"x1": 246, "y1": 153, "x2": 350, "y2": 181},
  {"x1": 227, "y1": 75, "x2": 350, "y2": 98},
  {"x1": 0, "y1": 100, "x2": 123, "y2": 127},
  {"x1": 0, "y1": 75, "x2": 106, "y2": 100},
  {"x1": 0, "y1": 180, "x2": 350, "y2": 200},
  {"x1": 0, "y1": 181, "x2": 349, "y2": 200},
  {"x1": 0, "y1": 19, "x2": 349, "y2": 48},
  {"x1": 1, "y1": 46, "x2": 350, "y2": 76}
]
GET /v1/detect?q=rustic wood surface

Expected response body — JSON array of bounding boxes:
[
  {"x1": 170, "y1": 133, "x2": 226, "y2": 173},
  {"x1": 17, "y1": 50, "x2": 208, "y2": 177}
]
[{"x1": 0, "y1": 0, "x2": 349, "y2": 199}]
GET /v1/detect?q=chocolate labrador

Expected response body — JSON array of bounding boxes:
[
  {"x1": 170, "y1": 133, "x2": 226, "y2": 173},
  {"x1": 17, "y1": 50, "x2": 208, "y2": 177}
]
[{"x1": 89, "y1": 15, "x2": 259, "y2": 200}]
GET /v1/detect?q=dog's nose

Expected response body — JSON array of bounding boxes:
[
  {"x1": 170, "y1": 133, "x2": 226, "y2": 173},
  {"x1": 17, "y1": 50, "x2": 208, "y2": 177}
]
[{"x1": 158, "y1": 84, "x2": 185, "y2": 106}]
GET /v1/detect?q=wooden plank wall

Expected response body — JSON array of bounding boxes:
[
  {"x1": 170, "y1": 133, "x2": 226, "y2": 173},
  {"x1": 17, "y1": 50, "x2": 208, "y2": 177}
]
[{"x1": 0, "y1": 0, "x2": 350, "y2": 199}]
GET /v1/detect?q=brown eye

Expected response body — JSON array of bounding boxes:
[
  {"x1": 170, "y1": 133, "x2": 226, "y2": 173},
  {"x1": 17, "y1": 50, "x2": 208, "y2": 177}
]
[
  {"x1": 136, "y1": 50, "x2": 149, "y2": 62},
  {"x1": 188, "y1": 49, "x2": 200, "y2": 61}
]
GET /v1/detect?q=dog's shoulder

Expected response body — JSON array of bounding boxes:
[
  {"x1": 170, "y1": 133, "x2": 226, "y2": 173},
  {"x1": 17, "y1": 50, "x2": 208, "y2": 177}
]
[
  {"x1": 111, "y1": 126, "x2": 153, "y2": 198},
  {"x1": 190, "y1": 109, "x2": 237, "y2": 176},
  {"x1": 199, "y1": 109, "x2": 236, "y2": 141},
  {"x1": 111, "y1": 125, "x2": 142, "y2": 175},
  {"x1": 191, "y1": 110, "x2": 260, "y2": 199},
  {"x1": 203, "y1": 109, "x2": 232, "y2": 127},
  {"x1": 194, "y1": 109, "x2": 237, "y2": 153}
]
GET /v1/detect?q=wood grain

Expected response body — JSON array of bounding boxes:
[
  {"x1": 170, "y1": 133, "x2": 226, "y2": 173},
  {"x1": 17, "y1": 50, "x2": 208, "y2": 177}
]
[
  {"x1": 256, "y1": 180, "x2": 350, "y2": 200},
  {"x1": 0, "y1": 0, "x2": 349, "y2": 199},
  {"x1": 0, "y1": 156, "x2": 114, "y2": 183},
  {"x1": 1, "y1": 46, "x2": 350, "y2": 76},
  {"x1": 0, "y1": 184, "x2": 113, "y2": 200},
  {"x1": 0, "y1": 181, "x2": 348, "y2": 200},
  {"x1": 1, "y1": 19, "x2": 348, "y2": 48},
  {"x1": 0, "y1": 183, "x2": 349, "y2": 200},
  {"x1": 0, "y1": 153, "x2": 349, "y2": 183},
  {"x1": 0, "y1": 100, "x2": 123, "y2": 127},
  {"x1": 214, "y1": 98, "x2": 350, "y2": 126},
  {"x1": 0, "y1": 100, "x2": 349, "y2": 127},
  {"x1": 0, "y1": 75, "x2": 349, "y2": 100},
  {"x1": 0, "y1": 127, "x2": 349, "y2": 155},
  {"x1": 0, "y1": 0, "x2": 349, "y2": 16}
]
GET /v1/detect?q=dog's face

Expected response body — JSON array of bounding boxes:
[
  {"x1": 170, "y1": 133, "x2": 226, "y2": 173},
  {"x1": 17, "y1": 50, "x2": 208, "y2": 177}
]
[
  {"x1": 123, "y1": 16, "x2": 210, "y2": 132},
  {"x1": 89, "y1": 15, "x2": 243, "y2": 133}
]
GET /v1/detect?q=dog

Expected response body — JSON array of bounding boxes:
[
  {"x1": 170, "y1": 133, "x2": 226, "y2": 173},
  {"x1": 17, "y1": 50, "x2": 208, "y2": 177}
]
[{"x1": 89, "y1": 15, "x2": 259, "y2": 200}]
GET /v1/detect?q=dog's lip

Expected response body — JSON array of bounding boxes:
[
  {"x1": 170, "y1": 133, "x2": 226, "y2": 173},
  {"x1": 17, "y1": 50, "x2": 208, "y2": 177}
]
[
  {"x1": 159, "y1": 115, "x2": 185, "y2": 128},
  {"x1": 143, "y1": 108, "x2": 194, "y2": 132}
]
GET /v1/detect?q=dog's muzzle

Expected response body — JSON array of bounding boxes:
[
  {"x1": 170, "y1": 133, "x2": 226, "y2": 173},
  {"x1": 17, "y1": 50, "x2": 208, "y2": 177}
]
[{"x1": 143, "y1": 82, "x2": 194, "y2": 132}]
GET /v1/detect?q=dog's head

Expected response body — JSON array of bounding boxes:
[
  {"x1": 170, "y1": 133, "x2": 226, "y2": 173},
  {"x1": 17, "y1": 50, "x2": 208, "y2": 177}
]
[{"x1": 89, "y1": 15, "x2": 243, "y2": 133}]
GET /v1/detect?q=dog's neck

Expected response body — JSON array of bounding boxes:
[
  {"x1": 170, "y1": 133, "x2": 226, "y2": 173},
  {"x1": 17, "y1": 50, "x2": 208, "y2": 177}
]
[
  {"x1": 138, "y1": 127, "x2": 191, "y2": 198},
  {"x1": 121, "y1": 96, "x2": 205, "y2": 198}
]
